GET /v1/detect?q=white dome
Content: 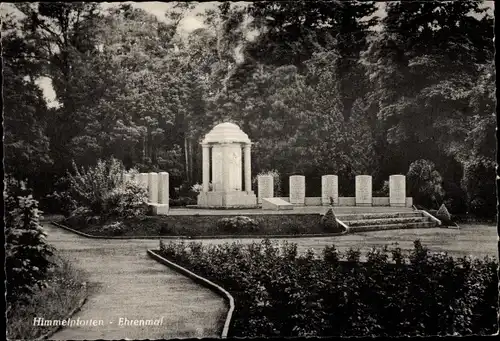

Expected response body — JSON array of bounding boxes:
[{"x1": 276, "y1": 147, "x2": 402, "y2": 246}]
[{"x1": 202, "y1": 122, "x2": 251, "y2": 144}]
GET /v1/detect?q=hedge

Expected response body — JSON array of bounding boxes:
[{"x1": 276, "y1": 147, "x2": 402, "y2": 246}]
[{"x1": 159, "y1": 239, "x2": 498, "y2": 337}]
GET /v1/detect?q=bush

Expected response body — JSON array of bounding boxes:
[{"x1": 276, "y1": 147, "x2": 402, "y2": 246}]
[
  {"x1": 373, "y1": 180, "x2": 389, "y2": 197},
  {"x1": 436, "y1": 204, "x2": 453, "y2": 225},
  {"x1": 66, "y1": 158, "x2": 147, "y2": 221},
  {"x1": 5, "y1": 177, "x2": 54, "y2": 304},
  {"x1": 461, "y1": 158, "x2": 496, "y2": 218},
  {"x1": 158, "y1": 239, "x2": 498, "y2": 337},
  {"x1": 321, "y1": 208, "x2": 344, "y2": 233},
  {"x1": 217, "y1": 216, "x2": 260, "y2": 233},
  {"x1": 102, "y1": 221, "x2": 124, "y2": 236},
  {"x1": 407, "y1": 159, "x2": 445, "y2": 209},
  {"x1": 105, "y1": 181, "x2": 148, "y2": 219}
]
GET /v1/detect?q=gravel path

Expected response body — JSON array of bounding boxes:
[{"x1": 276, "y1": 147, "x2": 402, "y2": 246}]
[{"x1": 43, "y1": 223, "x2": 227, "y2": 340}]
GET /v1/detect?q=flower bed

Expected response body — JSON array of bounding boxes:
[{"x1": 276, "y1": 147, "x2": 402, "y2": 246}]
[
  {"x1": 158, "y1": 239, "x2": 498, "y2": 337},
  {"x1": 61, "y1": 214, "x2": 345, "y2": 237}
]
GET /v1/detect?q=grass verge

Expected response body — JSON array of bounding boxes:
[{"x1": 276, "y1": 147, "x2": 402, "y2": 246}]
[
  {"x1": 61, "y1": 214, "x2": 344, "y2": 237},
  {"x1": 6, "y1": 253, "x2": 89, "y2": 340}
]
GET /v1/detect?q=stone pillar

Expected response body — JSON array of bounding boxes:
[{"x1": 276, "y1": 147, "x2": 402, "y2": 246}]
[
  {"x1": 321, "y1": 175, "x2": 339, "y2": 206},
  {"x1": 289, "y1": 175, "x2": 305, "y2": 205},
  {"x1": 202, "y1": 144, "x2": 210, "y2": 192},
  {"x1": 158, "y1": 172, "x2": 169, "y2": 205},
  {"x1": 211, "y1": 145, "x2": 223, "y2": 191},
  {"x1": 244, "y1": 143, "x2": 252, "y2": 192},
  {"x1": 389, "y1": 175, "x2": 406, "y2": 207},
  {"x1": 222, "y1": 144, "x2": 231, "y2": 192},
  {"x1": 355, "y1": 175, "x2": 372, "y2": 206},
  {"x1": 148, "y1": 172, "x2": 158, "y2": 204},
  {"x1": 138, "y1": 173, "x2": 149, "y2": 191},
  {"x1": 257, "y1": 175, "x2": 274, "y2": 204},
  {"x1": 123, "y1": 173, "x2": 132, "y2": 189}
]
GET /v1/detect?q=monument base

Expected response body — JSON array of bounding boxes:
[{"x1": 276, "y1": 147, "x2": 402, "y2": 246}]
[
  {"x1": 197, "y1": 191, "x2": 257, "y2": 208},
  {"x1": 390, "y1": 203, "x2": 406, "y2": 207},
  {"x1": 356, "y1": 203, "x2": 373, "y2": 207},
  {"x1": 148, "y1": 203, "x2": 169, "y2": 215}
]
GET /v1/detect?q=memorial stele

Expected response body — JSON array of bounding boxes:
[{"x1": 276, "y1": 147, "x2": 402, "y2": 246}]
[{"x1": 197, "y1": 122, "x2": 258, "y2": 208}]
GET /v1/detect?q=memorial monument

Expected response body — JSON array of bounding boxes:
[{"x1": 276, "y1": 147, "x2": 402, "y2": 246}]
[{"x1": 197, "y1": 122, "x2": 257, "y2": 208}]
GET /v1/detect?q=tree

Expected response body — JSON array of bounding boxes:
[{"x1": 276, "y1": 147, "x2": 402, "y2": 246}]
[{"x1": 2, "y1": 12, "x2": 53, "y2": 187}]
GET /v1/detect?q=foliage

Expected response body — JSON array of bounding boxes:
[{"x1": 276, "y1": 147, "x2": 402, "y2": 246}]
[
  {"x1": 217, "y1": 216, "x2": 260, "y2": 233},
  {"x1": 3, "y1": 1, "x2": 495, "y2": 218},
  {"x1": 102, "y1": 221, "x2": 125, "y2": 236},
  {"x1": 436, "y1": 204, "x2": 453, "y2": 225},
  {"x1": 5, "y1": 177, "x2": 54, "y2": 303},
  {"x1": 67, "y1": 158, "x2": 147, "y2": 220},
  {"x1": 321, "y1": 208, "x2": 343, "y2": 233},
  {"x1": 407, "y1": 159, "x2": 445, "y2": 209},
  {"x1": 461, "y1": 157, "x2": 496, "y2": 218},
  {"x1": 6, "y1": 254, "x2": 87, "y2": 340},
  {"x1": 159, "y1": 239, "x2": 498, "y2": 337}
]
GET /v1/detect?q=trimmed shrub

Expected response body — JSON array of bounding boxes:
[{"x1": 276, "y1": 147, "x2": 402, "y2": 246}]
[
  {"x1": 436, "y1": 204, "x2": 453, "y2": 225},
  {"x1": 321, "y1": 208, "x2": 344, "y2": 233},
  {"x1": 217, "y1": 216, "x2": 260, "y2": 233},
  {"x1": 158, "y1": 239, "x2": 498, "y2": 337},
  {"x1": 5, "y1": 177, "x2": 54, "y2": 303}
]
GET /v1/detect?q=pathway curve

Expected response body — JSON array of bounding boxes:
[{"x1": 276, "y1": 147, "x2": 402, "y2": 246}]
[{"x1": 43, "y1": 223, "x2": 227, "y2": 340}]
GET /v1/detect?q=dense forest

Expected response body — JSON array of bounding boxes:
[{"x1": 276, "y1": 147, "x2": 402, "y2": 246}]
[{"x1": 2, "y1": 1, "x2": 496, "y2": 217}]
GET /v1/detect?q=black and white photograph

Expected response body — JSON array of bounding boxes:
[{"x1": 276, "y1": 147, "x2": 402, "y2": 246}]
[{"x1": 2, "y1": 1, "x2": 497, "y2": 339}]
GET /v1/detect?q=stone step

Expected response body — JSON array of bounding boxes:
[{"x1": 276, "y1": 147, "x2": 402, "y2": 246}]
[
  {"x1": 345, "y1": 216, "x2": 430, "y2": 227},
  {"x1": 348, "y1": 221, "x2": 437, "y2": 232},
  {"x1": 338, "y1": 212, "x2": 423, "y2": 221}
]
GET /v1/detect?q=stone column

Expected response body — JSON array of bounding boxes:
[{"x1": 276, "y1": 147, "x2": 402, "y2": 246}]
[
  {"x1": 148, "y1": 172, "x2": 158, "y2": 204},
  {"x1": 123, "y1": 173, "x2": 131, "y2": 189},
  {"x1": 222, "y1": 143, "x2": 231, "y2": 192},
  {"x1": 158, "y1": 172, "x2": 169, "y2": 205},
  {"x1": 138, "y1": 173, "x2": 149, "y2": 191},
  {"x1": 202, "y1": 144, "x2": 210, "y2": 192},
  {"x1": 244, "y1": 143, "x2": 252, "y2": 192}
]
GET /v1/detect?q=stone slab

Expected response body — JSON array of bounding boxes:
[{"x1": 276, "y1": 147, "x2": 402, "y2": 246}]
[
  {"x1": 372, "y1": 197, "x2": 390, "y2": 206},
  {"x1": 149, "y1": 203, "x2": 170, "y2": 215},
  {"x1": 389, "y1": 175, "x2": 406, "y2": 207},
  {"x1": 289, "y1": 175, "x2": 305, "y2": 205},
  {"x1": 197, "y1": 191, "x2": 257, "y2": 208},
  {"x1": 355, "y1": 175, "x2": 372, "y2": 206},
  {"x1": 257, "y1": 175, "x2": 274, "y2": 204},
  {"x1": 262, "y1": 198, "x2": 294, "y2": 210},
  {"x1": 321, "y1": 175, "x2": 339, "y2": 205}
]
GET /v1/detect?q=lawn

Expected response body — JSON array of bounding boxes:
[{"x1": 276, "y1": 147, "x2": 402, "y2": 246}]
[
  {"x1": 61, "y1": 214, "x2": 343, "y2": 237},
  {"x1": 190, "y1": 223, "x2": 497, "y2": 260}
]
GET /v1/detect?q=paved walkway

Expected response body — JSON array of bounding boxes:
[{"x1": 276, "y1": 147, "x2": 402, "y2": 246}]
[{"x1": 43, "y1": 223, "x2": 227, "y2": 340}]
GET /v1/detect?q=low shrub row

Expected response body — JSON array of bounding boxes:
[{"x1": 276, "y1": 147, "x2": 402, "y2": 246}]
[{"x1": 158, "y1": 239, "x2": 498, "y2": 337}]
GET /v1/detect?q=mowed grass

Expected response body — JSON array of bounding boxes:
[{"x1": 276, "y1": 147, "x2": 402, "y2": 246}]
[
  {"x1": 7, "y1": 254, "x2": 89, "y2": 340},
  {"x1": 193, "y1": 223, "x2": 497, "y2": 260},
  {"x1": 63, "y1": 214, "x2": 327, "y2": 237}
]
